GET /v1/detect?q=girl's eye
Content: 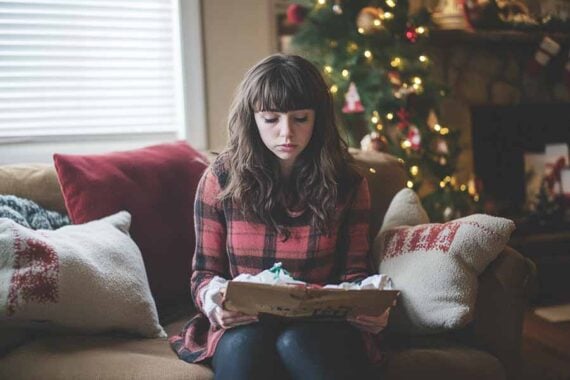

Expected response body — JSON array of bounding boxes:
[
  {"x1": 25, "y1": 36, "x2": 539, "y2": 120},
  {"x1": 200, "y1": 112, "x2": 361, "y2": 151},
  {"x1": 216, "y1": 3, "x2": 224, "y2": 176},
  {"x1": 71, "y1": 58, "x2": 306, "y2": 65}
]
[
  {"x1": 264, "y1": 117, "x2": 278, "y2": 124},
  {"x1": 294, "y1": 117, "x2": 308, "y2": 122}
]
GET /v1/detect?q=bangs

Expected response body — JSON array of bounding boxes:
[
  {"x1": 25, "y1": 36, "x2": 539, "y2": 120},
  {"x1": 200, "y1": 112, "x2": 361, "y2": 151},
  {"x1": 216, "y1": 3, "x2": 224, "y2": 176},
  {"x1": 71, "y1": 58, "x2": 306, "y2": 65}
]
[{"x1": 251, "y1": 66, "x2": 318, "y2": 112}]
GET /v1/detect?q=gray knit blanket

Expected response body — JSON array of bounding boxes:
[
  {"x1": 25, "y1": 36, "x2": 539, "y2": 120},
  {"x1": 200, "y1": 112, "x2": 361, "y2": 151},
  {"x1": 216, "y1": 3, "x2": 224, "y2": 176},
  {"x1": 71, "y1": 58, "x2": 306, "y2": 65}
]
[{"x1": 0, "y1": 195, "x2": 70, "y2": 230}]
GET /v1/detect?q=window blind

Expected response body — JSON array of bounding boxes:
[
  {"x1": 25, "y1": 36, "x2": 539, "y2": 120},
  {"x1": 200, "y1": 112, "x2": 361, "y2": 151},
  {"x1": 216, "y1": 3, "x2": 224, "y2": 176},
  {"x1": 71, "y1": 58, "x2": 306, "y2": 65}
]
[{"x1": 0, "y1": 0, "x2": 183, "y2": 138}]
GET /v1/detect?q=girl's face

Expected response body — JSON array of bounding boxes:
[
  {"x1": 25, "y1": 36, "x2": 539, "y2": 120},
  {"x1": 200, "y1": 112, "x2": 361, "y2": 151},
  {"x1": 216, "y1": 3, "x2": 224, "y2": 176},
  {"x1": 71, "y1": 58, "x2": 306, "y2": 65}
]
[{"x1": 254, "y1": 109, "x2": 315, "y2": 170}]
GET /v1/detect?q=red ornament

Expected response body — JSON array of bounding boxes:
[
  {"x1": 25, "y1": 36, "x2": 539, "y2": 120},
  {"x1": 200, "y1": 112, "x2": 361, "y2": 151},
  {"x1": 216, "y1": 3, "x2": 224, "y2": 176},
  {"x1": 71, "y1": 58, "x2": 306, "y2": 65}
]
[
  {"x1": 396, "y1": 107, "x2": 411, "y2": 130},
  {"x1": 405, "y1": 26, "x2": 418, "y2": 43},
  {"x1": 407, "y1": 126, "x2": 421, "y2": 151},
  {"x1": 287, "y1": 4, "x2": 308, "y2": 25}
]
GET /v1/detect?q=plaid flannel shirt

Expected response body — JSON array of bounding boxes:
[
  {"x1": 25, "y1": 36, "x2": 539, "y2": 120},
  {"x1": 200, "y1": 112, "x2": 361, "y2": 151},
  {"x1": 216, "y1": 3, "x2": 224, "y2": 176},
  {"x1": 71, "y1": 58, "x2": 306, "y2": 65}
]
[{"x1": 169, "y1": 157, "x2": 383, "y2": 364}]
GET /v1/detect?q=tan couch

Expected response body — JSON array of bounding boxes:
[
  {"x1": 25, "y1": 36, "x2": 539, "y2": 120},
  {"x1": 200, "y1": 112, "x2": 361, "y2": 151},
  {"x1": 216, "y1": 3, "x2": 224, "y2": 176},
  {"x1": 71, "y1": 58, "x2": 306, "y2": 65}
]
[{"x1": 0, "y1": 150, "x2": 535, "y2": 380}]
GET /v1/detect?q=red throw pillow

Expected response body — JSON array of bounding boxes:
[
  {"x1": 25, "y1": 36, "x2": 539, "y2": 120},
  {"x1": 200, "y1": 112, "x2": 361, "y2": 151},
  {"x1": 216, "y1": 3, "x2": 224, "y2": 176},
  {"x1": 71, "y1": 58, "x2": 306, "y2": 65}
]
[{"x1": 53, "y1": 141, "x2": 208, "y2": 314}]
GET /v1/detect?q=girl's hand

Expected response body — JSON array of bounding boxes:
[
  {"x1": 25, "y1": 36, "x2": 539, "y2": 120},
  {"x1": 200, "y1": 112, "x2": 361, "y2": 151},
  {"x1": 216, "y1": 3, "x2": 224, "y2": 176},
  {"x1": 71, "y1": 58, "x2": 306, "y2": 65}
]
[
  {"x1": 347, "y1": 308, "x2": 390, "y2": 335},
  {"x1": 210, "y1": 306, "x2": 258, "y2": 330}
]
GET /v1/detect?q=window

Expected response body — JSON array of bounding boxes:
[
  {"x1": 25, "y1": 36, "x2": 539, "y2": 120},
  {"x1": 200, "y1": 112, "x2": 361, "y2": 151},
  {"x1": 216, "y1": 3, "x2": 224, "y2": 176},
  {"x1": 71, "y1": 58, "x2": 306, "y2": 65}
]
[{"x1": 0, "y1": 0, "x2": 185, "y2": 140}]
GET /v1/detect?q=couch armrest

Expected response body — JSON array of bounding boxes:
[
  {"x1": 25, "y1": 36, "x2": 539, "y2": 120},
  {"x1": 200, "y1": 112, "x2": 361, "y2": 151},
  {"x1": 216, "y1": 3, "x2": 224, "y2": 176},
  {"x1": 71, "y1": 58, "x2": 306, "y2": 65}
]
[{"x1": 472, "y1": 246, "x2": 536, "y2": 380}]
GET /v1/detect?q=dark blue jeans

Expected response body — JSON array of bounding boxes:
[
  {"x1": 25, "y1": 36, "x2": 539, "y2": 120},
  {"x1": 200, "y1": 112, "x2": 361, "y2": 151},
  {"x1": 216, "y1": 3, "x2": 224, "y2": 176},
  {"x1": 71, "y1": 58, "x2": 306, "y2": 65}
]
[{"x1": 211, "y1": 318, "x2": 371, "y2": 380}]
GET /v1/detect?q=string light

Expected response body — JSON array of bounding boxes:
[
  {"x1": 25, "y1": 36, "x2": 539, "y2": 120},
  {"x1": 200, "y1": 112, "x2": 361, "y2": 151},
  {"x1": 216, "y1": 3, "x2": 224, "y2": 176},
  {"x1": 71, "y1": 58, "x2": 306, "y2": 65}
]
[
  {"x1": 364, "y1": 50, "x2": 373, "y2": 59},
  {"x1": 386, "y1": 112, "x2": 394, "y2": 120},
  {"x1": 341, "y1": 69, "x2": 349, "y2": 78},
  {"x1": 382, "y1": 12, "x2": 394, "y2": 19},
  {"x1": 416, "y1": 26, "x2": 426, "y2": 34},
  {"x1": 390, "y1": 57, "x2": 401, "y2": 68},
  {"x1": 358, "y1": 27, "x2": 365, "y2": 34},
  {"x1": 324, "y1": 65, "x2": 333, "y2": 74},
  {"x1": 371, "y1": 111, "x2": 380, "y2": 124},
  {"x1": 318, "y1": 0, "x2": 326, "y2": 5},
  {"x1": 410, "y1": 165, "x2": 419, "y2": 176},
  {"x1": 330, "y1": 84, "x2": 338, "y2": 94},
  {"x1": 474, "y1": 195, "x2": 480, "y2": 202},
  {"x1": 369, "y1": 168, "x2": 377, "y2": 174},
  {"x1": 434, "y1": 123, "x2": 442, "y2": 132},
  {"x1": 419, "y1": 55, "x2": 428, "y2": 63},
  {"x1": 439, "y1": 181, "x2": 446, "y2": 188},
  {"x1": 386, "y1": 0, "x2": 397, "y2": 7},
  {"x1": 412, "y1": 77, "x2": 422, "y2": 85},
  {"x1": 376, "y1": 123, "x2": 383, "y2": 131},
  {"x1": 460, "y1": 184, "x2": 467, "y2": 191},
  {"x1": 397, "y1": 158, "x2": 405, "y2": 164},
  {"x1": 401, "y1": 140, "x2": 412, "y2": 149},
  {"x1": 407, "y1": 181, "x2": 414, "y2": 189},
  {"x1": 440, "y1": 127, "x2": 450, "y2": 135},
  {"x1": 373, "y1": 19, "x2": 382, "y2": 27}
]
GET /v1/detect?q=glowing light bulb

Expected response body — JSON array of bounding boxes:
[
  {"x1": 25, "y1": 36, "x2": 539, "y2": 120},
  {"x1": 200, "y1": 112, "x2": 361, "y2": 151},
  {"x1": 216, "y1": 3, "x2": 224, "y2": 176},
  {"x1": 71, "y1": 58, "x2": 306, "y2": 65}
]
[
  {"x1": 440, "y1": 127, "x2": 450, "y2": 135},
  {"x1": 386, "y1": 112, "x2": 394, "y2": 120},
  {"x1": 369, "y1": 168, "x2": 377, "y2": 174},
  {"x1": 434, "y1": 124, "x2": 442, "y2": 132},
  {"x1": 330, "y1": 84, "x2": 338, "y2": 94},
  {"x1": 341, "y1": 69, "x2": 349, "y2": 78},
  {"x1": 460, "y1": 184, "x2": 467, "y2": 191},
  {"x1": 410, "y1": 166, "x2": 419, "y2": 176},
  {"x1": 376, "y1": 123, "x2": 383, "y2": 131},
  {"x1": 386, "y1": 0, "x2": 396, "y2": 7},
  {"x1": 401, "y1": 140, "x2": 412, "y2": 149},
  {"x1": 419, "y1": 55, "x2": 428, "y2": 63},
  {"x1": 439, "y1": 181, "x2": 446, "y2": 188},
  {"x1": 364, "y1": 50, "x2": 372, "y2": 59},
  {"x1": 324, "y1": 65, "x2": 333, "y2": 74},
  {"x1": 371, "y1": 115, "x2": 379, "y2": 124},
  {"x1": 407, "y1": 181, "x2": 414, "y2": 188},
  {"x1": 373, "y1": 19, "x2": 382, "y2": 27},
  {"x1": 383, "y1": 12, "x2": 394, "y2": 19},
  {"x1": 412, "y1": 77, "x2": 422, "y2": 85},
  {"x1": 318, "y1": 0, "x2": 326, "y2": 5},
  {"x1": 390, "y1": 57, "x2": 401, "y2": 68},
  {"x1": 416, "y1": 26, "x2": 426, "y2": 34},
  {"x1": 358, "y1": 27, "x2": 365, "y2": 34}
]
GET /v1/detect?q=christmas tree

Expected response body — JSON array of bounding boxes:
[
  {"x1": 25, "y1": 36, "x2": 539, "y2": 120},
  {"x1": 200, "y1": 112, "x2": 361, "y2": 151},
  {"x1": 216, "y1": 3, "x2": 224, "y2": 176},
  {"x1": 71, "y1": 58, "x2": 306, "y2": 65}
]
[{"x1": 285, "y1": 0, "x2": 479, "y2": 221}]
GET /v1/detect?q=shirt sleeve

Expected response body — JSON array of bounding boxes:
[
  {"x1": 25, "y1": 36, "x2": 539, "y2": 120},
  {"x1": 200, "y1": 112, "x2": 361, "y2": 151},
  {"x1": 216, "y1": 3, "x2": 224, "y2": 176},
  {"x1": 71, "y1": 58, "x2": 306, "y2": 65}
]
[
  {"x1": 190, "y1": 167, "x2": 230, "y2": 312},
  {"x1": 339, "y1": 176, "x2": 373, "y2": 283}
]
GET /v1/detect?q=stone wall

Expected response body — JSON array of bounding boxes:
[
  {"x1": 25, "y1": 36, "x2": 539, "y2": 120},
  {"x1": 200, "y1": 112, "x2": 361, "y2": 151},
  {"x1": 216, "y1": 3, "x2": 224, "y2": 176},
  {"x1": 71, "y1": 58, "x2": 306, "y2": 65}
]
[{"x1": 426, "y1": 35, "x2": 570, "y2": 183}]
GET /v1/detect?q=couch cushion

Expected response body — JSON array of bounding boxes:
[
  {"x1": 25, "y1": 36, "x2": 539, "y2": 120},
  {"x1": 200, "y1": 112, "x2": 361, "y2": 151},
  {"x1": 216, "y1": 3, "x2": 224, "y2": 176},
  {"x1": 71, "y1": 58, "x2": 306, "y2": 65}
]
[
  {"x1": 0, "y1": 334, "x2": 213, "y2": 380},
  {"x1": 53, "y1": 141, "x2": 208, "y2": 314},
  {"x1": 381, "y1": 346, "x2": 505, "y2": 380},
  {"x1": 0, "y1": 164, "x2": 66, "y2": 214}
]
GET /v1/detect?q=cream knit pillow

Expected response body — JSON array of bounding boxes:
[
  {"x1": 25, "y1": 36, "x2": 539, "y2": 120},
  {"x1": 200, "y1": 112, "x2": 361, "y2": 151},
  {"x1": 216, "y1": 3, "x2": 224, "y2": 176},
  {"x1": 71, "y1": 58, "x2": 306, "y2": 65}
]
[
  {"x1": 0, "y1": 211, "x2": 165, "y2": 338},
  {"x1": 375, "y1": 189, "x2": 516, "y2": 334}
]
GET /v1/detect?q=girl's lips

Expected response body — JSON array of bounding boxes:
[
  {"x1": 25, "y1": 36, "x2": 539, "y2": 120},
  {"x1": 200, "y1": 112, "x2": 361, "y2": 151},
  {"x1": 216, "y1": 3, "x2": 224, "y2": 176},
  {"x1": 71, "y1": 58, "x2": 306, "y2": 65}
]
[{"x1": 277, "y1": 144, "x2": 297, "y2": 152}]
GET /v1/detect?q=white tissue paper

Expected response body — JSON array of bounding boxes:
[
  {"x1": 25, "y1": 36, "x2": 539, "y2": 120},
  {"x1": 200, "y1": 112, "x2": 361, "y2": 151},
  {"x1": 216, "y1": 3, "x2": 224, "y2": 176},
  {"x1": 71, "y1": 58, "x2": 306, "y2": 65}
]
[{"x1": 233, "y1": 262, "x2": 392, "y2": 291}]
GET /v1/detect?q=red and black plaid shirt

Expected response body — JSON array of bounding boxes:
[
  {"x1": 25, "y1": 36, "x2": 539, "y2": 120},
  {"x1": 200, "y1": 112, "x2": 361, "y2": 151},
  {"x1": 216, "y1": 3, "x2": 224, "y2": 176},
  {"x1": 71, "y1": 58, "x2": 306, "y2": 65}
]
[{"x1": 170, "y1": 157, "x2": 383, "y2": 364}]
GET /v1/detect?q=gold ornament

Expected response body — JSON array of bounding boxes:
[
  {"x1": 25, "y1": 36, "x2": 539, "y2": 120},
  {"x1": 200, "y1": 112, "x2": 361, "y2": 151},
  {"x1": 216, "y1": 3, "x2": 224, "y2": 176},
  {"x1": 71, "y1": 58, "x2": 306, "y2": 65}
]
[{"x1": 356, "y1": 7, "x2": 385, "y2": 35}]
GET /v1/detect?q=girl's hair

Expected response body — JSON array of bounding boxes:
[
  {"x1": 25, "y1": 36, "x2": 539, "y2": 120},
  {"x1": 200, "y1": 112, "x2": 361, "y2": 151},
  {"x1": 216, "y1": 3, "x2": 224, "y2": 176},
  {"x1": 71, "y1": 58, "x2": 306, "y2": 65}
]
[{"x1": 219, "y1": 53, "x2": 362, "y2": 238}]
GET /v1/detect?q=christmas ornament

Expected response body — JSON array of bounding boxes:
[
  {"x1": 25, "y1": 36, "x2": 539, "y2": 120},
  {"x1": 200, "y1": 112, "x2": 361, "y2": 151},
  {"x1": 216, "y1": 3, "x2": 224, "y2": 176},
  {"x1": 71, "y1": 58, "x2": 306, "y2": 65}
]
[
  {"x1": 394, "y1": 83, "x2": 416, "y2": 99},
  {"x1": 286, "y1": 4, "x2": 308, "y2": 25},
  {"x1": 360, "y1": 132, "x2": 388, "y2": 152},
  {"x1": 427, "y1": 109, "x2": 439, "y2": 130},
  {"x1": 357, "y1": 7, "x2": 385, "y2": 34},
  {"x1": 526, "y1": 36, "x2": 560, "y2": 77},
  {"x1": 433, "y1": 137, "x2": 449, "y2": 155},
  {"x1": 388, "y1": 71, "x2": 402, "y2": 86},
  {"x1": 342, "y1": 82, "x2": 365, "y2": 113},
  {"x1": 396, "y1": 108, "x2": 411, "y2": 130},
  {"x1": 407, "y1": 125, "x2": 421, "y2": 151},
  {"x1": 405, "y1": 25, "x2": 419, "y2": 42},
  {"x1": 496, "y1": 0, "x2": 538, "y2": 26},
  {"x1": 333, "y1": 0, "x2": 343, "y2": 15}
]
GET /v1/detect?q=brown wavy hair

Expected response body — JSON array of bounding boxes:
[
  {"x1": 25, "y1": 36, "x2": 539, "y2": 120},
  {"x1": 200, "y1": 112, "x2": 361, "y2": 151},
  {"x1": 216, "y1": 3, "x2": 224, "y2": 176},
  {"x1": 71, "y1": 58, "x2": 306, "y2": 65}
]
[{"x1": 218, "y1": 54, "x2": 362, "y2": 238}]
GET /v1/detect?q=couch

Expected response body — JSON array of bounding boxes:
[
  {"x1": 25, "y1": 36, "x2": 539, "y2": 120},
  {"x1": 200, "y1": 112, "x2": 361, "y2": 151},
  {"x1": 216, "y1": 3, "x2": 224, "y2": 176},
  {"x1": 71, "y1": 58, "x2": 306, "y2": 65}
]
[{"x1": 0, "y1": 148, "x2": 535, "y2": 380}]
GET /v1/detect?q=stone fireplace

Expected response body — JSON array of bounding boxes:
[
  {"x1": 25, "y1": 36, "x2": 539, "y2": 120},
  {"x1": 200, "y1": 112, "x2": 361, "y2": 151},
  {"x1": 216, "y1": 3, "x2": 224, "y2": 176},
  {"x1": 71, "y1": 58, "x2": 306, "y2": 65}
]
[{"x1": 427, "y1": 31, "x2": 570, "y2": 215}]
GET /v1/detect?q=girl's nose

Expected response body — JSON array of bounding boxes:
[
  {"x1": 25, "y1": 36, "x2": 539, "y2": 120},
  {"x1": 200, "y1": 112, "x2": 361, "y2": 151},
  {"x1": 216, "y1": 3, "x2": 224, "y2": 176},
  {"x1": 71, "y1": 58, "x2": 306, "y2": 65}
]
[{"x1": 279, "y1": 116, "x2": 294, "y2": 138}]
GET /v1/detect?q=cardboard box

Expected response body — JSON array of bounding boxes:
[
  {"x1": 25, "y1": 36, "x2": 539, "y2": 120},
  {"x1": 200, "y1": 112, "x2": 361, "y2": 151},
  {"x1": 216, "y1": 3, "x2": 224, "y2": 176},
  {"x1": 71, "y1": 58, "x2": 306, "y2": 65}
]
[{"x1": 224, "y1": 281, "x2": 399, "y2": 320}]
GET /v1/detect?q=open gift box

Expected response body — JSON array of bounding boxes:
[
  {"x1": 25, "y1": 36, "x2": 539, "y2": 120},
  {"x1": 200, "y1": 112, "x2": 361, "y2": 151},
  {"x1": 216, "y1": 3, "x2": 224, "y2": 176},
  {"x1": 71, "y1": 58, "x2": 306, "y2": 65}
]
[{"x1": 223, "y1": 281, "x2": 399, "y2": 320}]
